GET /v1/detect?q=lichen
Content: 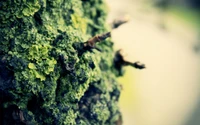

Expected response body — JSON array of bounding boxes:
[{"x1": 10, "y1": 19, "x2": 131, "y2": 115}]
[{"x1": 0, "y1": 0, "x2": 122, "y2": 124}]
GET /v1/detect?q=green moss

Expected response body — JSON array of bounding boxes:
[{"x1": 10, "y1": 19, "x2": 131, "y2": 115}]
[
  {"x1": 91, "y1": 101, "x2": 110, "y2": 122},
  {"x1": 0, "y1": 0, "x2": 122, "y2": 124},
  {"x1": 64, "y1": 109, "x2": 77, "y2": 125},
  {"x1": 71, "y1": 14, "x2": 87, "y2": 34}
]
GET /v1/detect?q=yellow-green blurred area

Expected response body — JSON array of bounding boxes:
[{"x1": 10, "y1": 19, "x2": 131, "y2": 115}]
[
  {"x1": 167, "y1": 6, "x2": 200, "y2": 29},
  {"x1": 106, "y1": 0, "x2": 200, "y2": 125}
]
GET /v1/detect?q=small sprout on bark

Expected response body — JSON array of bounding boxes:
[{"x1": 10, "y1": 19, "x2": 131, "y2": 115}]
[
  {"x1": 83, "y1": 32, "x2": 111, "y2": 52},
  {"x1": 73, "y1": 32, "x2": 111, "y2": 56},
  {"x1": 114, "y1": 49, "x2": 145, "y2": 71},
  {"x1": 112, "y1": 15, "x2": 130, "y2": 29}
]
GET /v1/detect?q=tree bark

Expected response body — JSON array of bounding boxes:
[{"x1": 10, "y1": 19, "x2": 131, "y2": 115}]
[{"x1": 0, "y1": 0, "x2": 122, "y2": 124}]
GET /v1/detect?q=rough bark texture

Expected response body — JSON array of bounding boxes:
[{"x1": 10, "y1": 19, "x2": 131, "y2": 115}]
[{"x1": 0, "y1": 0, "x2": 122, "y2": 125}]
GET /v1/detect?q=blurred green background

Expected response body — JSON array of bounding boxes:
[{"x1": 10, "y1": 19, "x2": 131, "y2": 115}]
[{"x1": 106, "y1": 0, "x2": 200, "y2": 125}]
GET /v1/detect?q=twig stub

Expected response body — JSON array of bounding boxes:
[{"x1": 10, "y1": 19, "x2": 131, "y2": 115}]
[
  {"x1": 112, "y1": 15, "x2": 130, "y2": 29},
  {"x1": 114, "y1": 49, "x2": 146, "y2": 70},
  {"x1": 83, "y1": 32, "x2": 111, "y2": 51}
]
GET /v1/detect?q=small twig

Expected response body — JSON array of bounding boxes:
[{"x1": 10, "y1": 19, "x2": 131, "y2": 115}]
[
  {"x1": 112, "y1": 15, "x2": 130, "y2": 29},
  {"x1": 114, "y1": 49, "x2": 145, "y2": 70},
  {"x1": 124, "y1": 61, "x2": 146, "y2": 69},
  {"x1": 83, "y1": 32, "x2": 111, "y2": 51},
  {"x1": 73, "y1": 32, "x2": 111, "y2": 56}
]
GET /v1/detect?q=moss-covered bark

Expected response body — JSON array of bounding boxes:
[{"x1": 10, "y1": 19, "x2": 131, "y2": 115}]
[{"x1": 0, "y1": 0, "x2": 122, "y2": 124}]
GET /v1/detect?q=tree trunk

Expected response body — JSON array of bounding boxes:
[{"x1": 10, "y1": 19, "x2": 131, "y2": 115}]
[{"x1": 0, "y1": 0, "x2": 122, "y2": 124}]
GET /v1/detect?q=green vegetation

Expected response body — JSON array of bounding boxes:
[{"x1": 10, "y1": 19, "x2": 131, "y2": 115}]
[{"x1": 0, "y1": 0, "x2": 122, "y2": 124}]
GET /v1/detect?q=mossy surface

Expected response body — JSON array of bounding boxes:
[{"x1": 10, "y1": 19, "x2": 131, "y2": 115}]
[{"x1": 0, "y1": 0, "x2": 122, "y2": 125}]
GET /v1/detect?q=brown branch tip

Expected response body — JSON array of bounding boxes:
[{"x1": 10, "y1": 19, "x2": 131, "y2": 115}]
[
  {"x1": 112, "y1": 15, "x2": 130, "y2": 29},
  {"x1": 84, "y1": 32, "x2": 111, "y2": 49},
  {"x1": 116, "y1": 49, "x2": 146, "y2": 70}
]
